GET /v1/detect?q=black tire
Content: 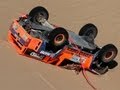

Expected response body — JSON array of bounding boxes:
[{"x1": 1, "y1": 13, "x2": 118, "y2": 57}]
[
  {"x1": 48, "y1": 27, "x2": 69, "y2": 49},
  {"x1": 29, "y1": 6, "x2": 49, "y2": 24},
  {"x1": 79, "y1": 23, "x2": 98, "y2": 39},
  {"x1": 98, "y1": 44, "x2": 118, "y2": 63}
]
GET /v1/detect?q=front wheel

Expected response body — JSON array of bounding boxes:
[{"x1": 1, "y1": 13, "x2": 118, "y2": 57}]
[
  {"x1": 98, "y1": 44, "x2": 118, "y2": 63},
  {"x1": 79, "y1": 23, "x2": 98, "y2": 39}
]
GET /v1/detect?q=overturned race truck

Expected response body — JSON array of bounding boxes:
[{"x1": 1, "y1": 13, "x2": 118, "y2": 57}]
[{"x1": 8, "y1": 6, "x2": 118, "y2": 75}]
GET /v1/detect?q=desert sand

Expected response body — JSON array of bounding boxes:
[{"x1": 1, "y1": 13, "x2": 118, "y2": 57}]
[{"x1": 0, "y1": 0, "x2": 120, "y2": 90}]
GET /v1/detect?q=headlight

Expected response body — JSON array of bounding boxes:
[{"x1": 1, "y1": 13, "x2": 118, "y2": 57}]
[{"x1": 12, "y1": 23, "x2": 18, "y2": 30}]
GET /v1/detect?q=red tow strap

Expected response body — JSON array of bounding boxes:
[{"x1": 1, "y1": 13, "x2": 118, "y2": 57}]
[{"x1": 81, "y1": 68, "x2": 97, "y2": 90}]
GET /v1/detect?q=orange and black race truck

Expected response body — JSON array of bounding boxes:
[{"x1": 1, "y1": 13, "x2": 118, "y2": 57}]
[{"x1": 8, "y1": 6, "x2": 118, "y2": 74}]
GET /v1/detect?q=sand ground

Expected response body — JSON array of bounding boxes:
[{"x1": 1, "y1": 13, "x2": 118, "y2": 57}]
[{"x1": 0, "y1": 0, "x2": 120, "y2": 90}]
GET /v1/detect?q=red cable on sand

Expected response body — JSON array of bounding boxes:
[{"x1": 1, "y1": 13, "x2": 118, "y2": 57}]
[
  {"x1": 68, "y1": 38, "x2": 97, "y2": 90},
  {"x1": 82, "y1": 68, "x2": 97, "y2": 90}
]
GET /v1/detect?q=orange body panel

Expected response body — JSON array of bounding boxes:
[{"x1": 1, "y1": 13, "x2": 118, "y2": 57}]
[
  {"x1": 8, "y1": 19, "x2": 94, "y2": 69},
  {"x1": 8, "y1": 20, "x2": 43, "y2": 54}
]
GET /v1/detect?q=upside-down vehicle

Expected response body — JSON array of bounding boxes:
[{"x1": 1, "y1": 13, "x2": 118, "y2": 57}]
[{"x1": 8, "y1": 6, "x2": 118, "y2": 75}]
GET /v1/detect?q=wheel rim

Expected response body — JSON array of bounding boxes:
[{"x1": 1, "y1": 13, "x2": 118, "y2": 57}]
[
  {"x1": 34, "y1": 12, "x2": 46, "y2": 23},
  {"x1": 86, "y1": 30, "x2": 92, "y2": 35},
  {"x1": 104, "y1": 51, "x2": 114, "y2": 61},
  {"x1": 54, "y1": 34, "x2": 65, "y2": 45},
  {"x1": 85, "y1": 29, "x2": 95, "y2": 38}
]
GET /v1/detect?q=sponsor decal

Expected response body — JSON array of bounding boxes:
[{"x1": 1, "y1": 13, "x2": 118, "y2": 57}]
[
  {"x1": 67, "y1": 48, "x2": 79, "y2": 54},
  {"x1": 40, "y1": 51, "x2": 51, "y2": 56},
  {"x1": 14, "y1": 33, "x2": 20, "y2": 40},
  {"x1": 30, "y1": 52, "x2": 45, "y2": 60},
  {"x1": 22, "y1": 34, "x2": 28, "y2": 42},
  {"x1": 11, "y1": 29, "x2": 25, "y2": 45},
  {"x1": 12, "y1": 23, "x2": 18, "y2": 31},
  {"x1": 70, "y1": 55, "x2": 80, "y2": 63},
  {"x1": 80, "y1": 56, "x2": 87, "y2": 64}
]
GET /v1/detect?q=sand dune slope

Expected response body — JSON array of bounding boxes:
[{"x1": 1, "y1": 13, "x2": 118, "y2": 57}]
[{"x1": 0, "y1": 0, "x2": 120, "y2": 90}]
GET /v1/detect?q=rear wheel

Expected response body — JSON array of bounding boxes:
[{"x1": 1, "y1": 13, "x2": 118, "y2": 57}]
[
  {"x1": 98, "y1": 44, "x2": 118, "y2": 63},
  {"x1": 79, "y1": 23, "x2": 98, "y2": 39},
  {"x1": 48, "y1": 27, "x2": 69, "y2": 52},
  {"x1": 29, "y1": 6, "x2": 49, "y2": 24}
]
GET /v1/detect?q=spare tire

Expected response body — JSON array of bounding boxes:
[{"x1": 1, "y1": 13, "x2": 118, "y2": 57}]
[
  {"x1": 48, "y1": 27, "x2": 69, "y2": 49},
  {"x1": 98, "y1": 44, "x2": 118, "y2": 63},
  {"x1": 79, "y1": 23, "x2": 98, "y2": 39},
  {"x1": 29, "y1": 6, "x2": 49, "y2": 24}
]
